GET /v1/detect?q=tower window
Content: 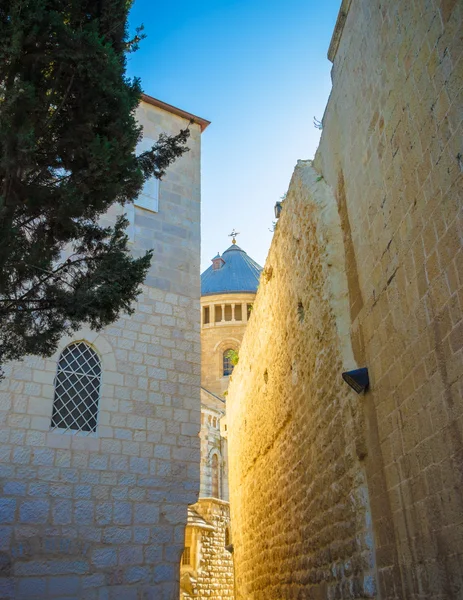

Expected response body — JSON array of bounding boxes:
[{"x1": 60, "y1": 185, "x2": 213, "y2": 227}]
[
  {"x1": 215, "y1": 305, "x2": 222, "y2": 323},
  {"x1": 224, "y1": 305, "x2": 232, "y2": 321},
  {"x1": 51, "y1": 342, "x2": 101, "y2": 433},
  {"x1": 235, "y1": 304, "x2": 242, "y2": 321},
  {"x1": 223, "y1": 349, "x2": 234, "y2": 377},
  {"x1": 203, "y1": 306, "x2": 210, "y2": 325}
]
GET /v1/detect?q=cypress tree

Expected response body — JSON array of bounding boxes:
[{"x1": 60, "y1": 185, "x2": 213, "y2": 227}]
[{"x1": 0, "y1": 0, "x2": 190, "y2": 372}]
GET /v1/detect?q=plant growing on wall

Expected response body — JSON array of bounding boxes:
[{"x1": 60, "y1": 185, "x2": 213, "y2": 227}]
[
  {"x1": 226, "y1": 349, "x2": 239, "y2": 366},
  {"x1": 0, "y1": 0, "x2": 190, "y2": 373}
]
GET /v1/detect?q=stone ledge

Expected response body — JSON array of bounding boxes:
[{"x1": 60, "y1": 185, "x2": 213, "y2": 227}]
[{"x1": 327, "y1": 0, "x2": 352, "y2": 63}]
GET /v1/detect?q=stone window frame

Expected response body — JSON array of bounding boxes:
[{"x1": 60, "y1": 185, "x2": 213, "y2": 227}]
[
  {"x1": 214, "y1": 338, "x2": 240, "y2": 381},
  {"x1": 18, "y1": 327, "x2": 120, "y2": 446},
  {"x1": 209, "y1": 449, "x2": 222, "y2": 499}
]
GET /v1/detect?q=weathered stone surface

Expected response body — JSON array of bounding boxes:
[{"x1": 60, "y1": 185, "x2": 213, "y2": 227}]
[
  {"x1": 227, "y1": 0, "x2": 463, "y2": 598},
  {"x1": 0, "y1": 97, "x2": 206, "y2": 598}
]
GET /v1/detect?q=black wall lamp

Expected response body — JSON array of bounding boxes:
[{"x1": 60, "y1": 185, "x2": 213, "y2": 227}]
[{"x1": 342, "y1": 367, "x2": 369, "y2": 394}]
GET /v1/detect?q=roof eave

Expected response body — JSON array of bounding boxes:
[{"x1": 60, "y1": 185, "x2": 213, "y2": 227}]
[{"x1": 141, "y1": 93, "x2": 211, "y2": 132}]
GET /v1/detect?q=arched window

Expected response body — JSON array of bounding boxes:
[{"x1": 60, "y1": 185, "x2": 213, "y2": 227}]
[
  {"x1": 223, "y1": 349, "x2": 234, "y2": 377},
  {"x1": 51, "y1": 342, "x2": 101, "y2": 433},
  {"x1": 211, "y1": 454, "x2": 219, "y2": 498}
]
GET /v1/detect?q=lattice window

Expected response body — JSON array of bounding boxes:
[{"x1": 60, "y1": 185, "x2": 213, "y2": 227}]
[{"x1": 51, "y1": 342, "x2": 101, "y2": 433}]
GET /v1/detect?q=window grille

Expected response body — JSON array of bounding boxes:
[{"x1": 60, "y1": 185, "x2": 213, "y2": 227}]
[
  {"x1": 182, "y1": 547, "x2": 191, "y2": 566},
  {"x1": 51, "y1": 342, "x2": 101, "y2": 433},
  {"x1": 223, "y1": 349, "x2": 234, "y2": 376}
]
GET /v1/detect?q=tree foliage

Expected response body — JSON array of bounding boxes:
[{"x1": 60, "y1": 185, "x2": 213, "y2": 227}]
[{"x1": 0, "y1": 0, "x2": 190, "y2": 371}]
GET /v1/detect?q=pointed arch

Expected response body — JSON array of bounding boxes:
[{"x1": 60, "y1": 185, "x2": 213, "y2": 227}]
[{"x1": 51, "y1": 341, "x2": 102, "y2": 433}]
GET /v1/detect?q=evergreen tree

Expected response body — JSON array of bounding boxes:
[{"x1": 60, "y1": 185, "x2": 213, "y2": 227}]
[{"x1": 0, "y1": 0, "x2": 190, "y2": 372}]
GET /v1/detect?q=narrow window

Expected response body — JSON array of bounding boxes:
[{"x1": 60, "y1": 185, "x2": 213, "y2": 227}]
[
  {"x1": 224, "y1": 305, "x2": 232, "y2": 321},
  {"x1": 234, "y1": 304, "x2": 242, "y2": 321},
  {"x1": 51, "y1": 342, "x2": 101, "y2": 433},
  {"x1": 212, "y1": 454, "x2": 219, "y2": 498},
  {"x1": 225, "y1": 528, "x2": 230, "y2": 547},
  {"x1": 215, "y1": 305, "x2": 222, "y2": 323},
  {"x1": 223, "y1": 349, "x2": 234, "y2": 377},
  {"x1": 182, "y1": 547, "x2": 191, "y2": 566},
  {"x1": 203, "y1": 306, "x2": 210, "y2": 325}
]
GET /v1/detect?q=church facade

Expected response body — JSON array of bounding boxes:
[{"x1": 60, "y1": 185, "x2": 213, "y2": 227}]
[
  {"x1": 0, "y1": 95, "x2": 209, "y2": 600},
  {"x1": 180, "y1": 238, "x2": 262, "y2": 599}
]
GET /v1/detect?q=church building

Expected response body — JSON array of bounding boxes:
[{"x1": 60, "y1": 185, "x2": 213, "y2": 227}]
[
  {"x1": 180, "y1": 235, "x2": 262, "y2": 599},
  {"x1": 0, "y1": 94, "x2": 209, "y2": 600}
]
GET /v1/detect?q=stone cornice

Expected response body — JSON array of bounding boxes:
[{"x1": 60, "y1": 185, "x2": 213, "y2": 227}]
[{"x1": 327, "y1": 0, "x2": 352, "y2": 63}]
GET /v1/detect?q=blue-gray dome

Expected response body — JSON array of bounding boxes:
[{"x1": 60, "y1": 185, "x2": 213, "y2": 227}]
[{"x1": 201, "y1": 244, "x2": 262, "y2": 296}]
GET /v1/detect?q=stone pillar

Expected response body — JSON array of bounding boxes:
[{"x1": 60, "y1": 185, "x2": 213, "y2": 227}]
[
  {"x1": 221, "y1": 304, "x2": 225, "y2": 322},
  {"x1": 231, "y1": 304, "x2": 236, "y2": 321},
  {"x1": 242, "y1": 303, "x2": 247, "y2": 323}
]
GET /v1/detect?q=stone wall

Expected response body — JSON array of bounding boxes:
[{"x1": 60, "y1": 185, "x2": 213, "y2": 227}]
[
  {"x1": 227, "y1": 162, "x2": 376, "y2": 599},
  {"x1": 227, "y1": 0, "x2": 463, "y2": 598},
  {"x1": 192, "y1": 499, "x2": 234, "y2": 599},
  {"x1": 0, "y1": 99, "x2": 204, "y2": 600}
]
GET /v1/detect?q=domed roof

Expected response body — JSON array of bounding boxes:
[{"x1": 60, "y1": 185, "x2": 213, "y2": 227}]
[{"x1": 201, "y1": 244, "x2": 262, "y2": 296}]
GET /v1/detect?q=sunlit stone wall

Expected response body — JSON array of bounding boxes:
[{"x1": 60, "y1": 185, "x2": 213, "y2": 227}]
[{"x1": 227, "y1": 0, "x2": 463, "y2": 598}]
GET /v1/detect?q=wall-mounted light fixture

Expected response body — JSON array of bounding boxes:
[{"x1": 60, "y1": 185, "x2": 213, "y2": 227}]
[
  {"x1": 342, "y1": 367, "x2": 369, "y2": 394},
  {"x1": 274, "y1": 201, "x2": 283, "y2": 219}
]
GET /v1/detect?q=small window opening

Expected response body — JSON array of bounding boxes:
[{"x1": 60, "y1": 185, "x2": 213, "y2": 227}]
[
  {"x1": 234, "y1": 304, "x2": 242, "y2": 320},
  {"x1": 203, "y1": 306, "x2": 210, "y2": 325},
  {"x1": 224, "y1": 305, "x2": 232, "y2": 321},
  {"x1": 215, "y1": 305, "x2": 222, "y2": 323},
  {"x1": 225, "y1": 528, "x2": 230, "y2": 547}
]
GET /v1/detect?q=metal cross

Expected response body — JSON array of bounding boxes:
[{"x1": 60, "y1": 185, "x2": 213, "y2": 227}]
[{"x1": 228, "y1": 229, "x2": 240, "y2": 244}]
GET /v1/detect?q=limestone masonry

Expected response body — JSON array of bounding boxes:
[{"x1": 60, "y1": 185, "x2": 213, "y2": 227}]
[
  {"x1": 180, "y1": 240, "x2": 262, "y2": 599},
  {"x1": 0, "y1": 96, "x2": 208, "y2": 600},
  {"x1": 227, "y1": 1, "x2": 463, "y2": 598}
]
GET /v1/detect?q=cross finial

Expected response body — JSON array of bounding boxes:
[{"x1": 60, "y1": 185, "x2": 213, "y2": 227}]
[{"x1": 228, "y1": 229, "x2": 240, "y2": 245}]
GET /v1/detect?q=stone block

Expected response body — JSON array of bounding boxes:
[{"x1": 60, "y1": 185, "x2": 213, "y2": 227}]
[
  {"x1": 19, "y1": 500, "x2": 49, "y2": 524},
  {"x1": 113, "y1": 502, "x2": 132, "y2": 525},
  {"x1": 91, "y1": 548, "x2": 117, "y2": 569},
  {"x1": 134, "y1": 503, "x2": 159, "y2": 524},
  {"x1": 0, "y1": 499, "x2": 16, "y2": 524},
  {"x1": 48, "y1": 575, "x2": 81, "y2": 596},
  {"x1": 17, "y1": 577, "x2": 47, "y2": 598}
]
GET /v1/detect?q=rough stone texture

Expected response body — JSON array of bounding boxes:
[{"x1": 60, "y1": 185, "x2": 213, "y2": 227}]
[
  {"x1": 227, "y1": 0, "x2": 463, "y2": 598},
  {"x1": 180, "y1": 500, "x2": 234, "y2": 600},
  {"x1": 193, "y1": 500, "x2": 234, "y2": 599},
  {"x1": 228, "y1": 162, "x2": 376, "y2": 600},
  {"x1": 0, "y1": 99, "x2": 204, "y2": 599}
]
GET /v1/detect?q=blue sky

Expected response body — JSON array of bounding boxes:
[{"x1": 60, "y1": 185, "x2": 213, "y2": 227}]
[{"x1": 127, "y1": 0, "x2": 341, "y2": 271}]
